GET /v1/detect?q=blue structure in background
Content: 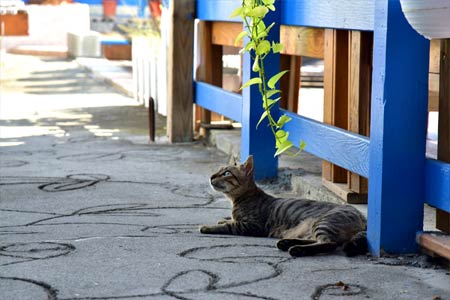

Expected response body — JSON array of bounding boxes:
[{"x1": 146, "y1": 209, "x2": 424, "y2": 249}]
[
  {"x1": 193, "y1": 0, "x2": 450, "y2": 255},
  {"x1": 73, "y1": 0, "x2": 147, "y2": 18}
]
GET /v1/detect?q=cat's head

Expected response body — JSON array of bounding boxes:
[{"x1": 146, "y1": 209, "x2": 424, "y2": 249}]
[{"x1": 210, "y1": 155, "x2": 255, "y2": 198}]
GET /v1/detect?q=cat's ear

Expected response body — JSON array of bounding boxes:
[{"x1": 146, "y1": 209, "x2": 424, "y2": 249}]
[
  {"x1": 228, "y1": 155, "x2": 238, "y2": 166},
  {"x1": 242, "y1": 155, "x2": 254, "y2": 177}
]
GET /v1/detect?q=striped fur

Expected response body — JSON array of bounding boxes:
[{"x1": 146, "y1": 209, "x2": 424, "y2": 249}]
[{"x1": 200, "y1": 156, "x2": 367, "y2": 257}]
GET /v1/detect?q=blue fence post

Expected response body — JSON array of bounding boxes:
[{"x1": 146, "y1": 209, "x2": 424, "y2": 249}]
[
  {"x1": 241, "y1": 2, "x2": 281, "y2": 179},
  {"x1": 137, "y1": 0, "x2": 146, "y2": 18},
  {"x1": 367, "y1": 0, "x2": 430, "y2": 255}
]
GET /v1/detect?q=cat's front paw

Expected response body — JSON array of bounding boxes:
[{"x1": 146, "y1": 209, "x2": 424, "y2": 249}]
[{"x1": 199, "y1": 225, "x2": 213, "y2": 234}]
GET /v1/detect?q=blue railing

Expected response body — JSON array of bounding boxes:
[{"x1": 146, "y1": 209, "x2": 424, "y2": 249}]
[{"x1": 193, "y1": 0, "x2": 450, "y2": 255}]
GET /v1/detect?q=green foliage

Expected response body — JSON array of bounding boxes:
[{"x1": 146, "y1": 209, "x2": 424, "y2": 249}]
[
  {"x1": 118, "y1": 18, "x2": 161, "y2": 39},
  {"x1": 231, "y1": 0, "x2": 304, "y2": 156}
]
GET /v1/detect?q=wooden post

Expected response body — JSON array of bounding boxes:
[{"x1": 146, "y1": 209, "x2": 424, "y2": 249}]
[
  {"x1": 195, "y1": 21, "x2": 223, "y2": 134},
  {"x1": 367, "y1": 0, "x2": 429, "y2": 255},
  {"x1": 280, "y1": 54, "x2": 301, "y2": 112},
  {"x1": 323, "y1": 29, "x2": 349, "y2": 184},
  {"x1": 347, "y1": 31, "x2": 373, "y2": 195},
  {"x1": 436, "y1": 39, "x2": 450, "y2": 233},
  {"x1": 167, "y1": 0, "x2": 195, "y2": 143},
  {"x1": 241, "y1": 1, "x2": 280, "y2": 179}
]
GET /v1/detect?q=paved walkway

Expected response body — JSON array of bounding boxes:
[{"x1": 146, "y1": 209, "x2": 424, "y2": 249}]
[{"x1": 0, "y1": 53, "x2": 449, "y2": 300}]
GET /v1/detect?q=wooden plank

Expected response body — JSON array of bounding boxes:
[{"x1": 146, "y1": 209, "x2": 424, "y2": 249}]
[
  {"x1": 322, "y1": 179, "x2": 368, "y2": 204},
  {"x1": 367, "y1": 0, "x2": 429, "y2": 255},
  {"x1": 194, "y1": 82, "x2": 242, "y2": 122},
  {"x1": 323, "y1": 29, "x2": 349, "y2": 183},
  {"x1": 167, "y1": 0, "x2": 195, "y2": 142},
  {"x1": 280, "y1": 54, "x2": 301, "y2": 112},
  {"x1": 282, "y1": 110, "x2": 370, "y2": 178},
  {"x1": 429, "y1": 73, "x2": 440, "y2": 112},
  {"x1": 347, "y1": 31, "x2": 372, "y2": 196},
  {"x1": 195, "y1": 21, "x2": 224, "y2": 134},
  {"x1": 210, "y1": 23, "x2": 324, "y2": 58},
  {"x1": 280, "y1": 26, "x2": 324, "y2": 58},
  {"x1": 418, "y1": 233, "x2": 450, "y2": 260},
  {"x1": 436, "y1": 39, "x2": 450, "y2": 233},
  {"x1": 212, "y1": 21, "x2": 242, "y2": 47},
  {"x1": 428, "y1": 40, "x2": 440, "y2": 111},
  {"x1": 281, "y1": 0, "x2": 374, "y2": 31},
  {"x1": 429, "y1": 39, "x2": 441, "y2": 74}
]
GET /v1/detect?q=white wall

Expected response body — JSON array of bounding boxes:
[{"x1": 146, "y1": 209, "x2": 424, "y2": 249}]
[{"x1": 1, "y1": 3, "x2": 90, "y2": 50}]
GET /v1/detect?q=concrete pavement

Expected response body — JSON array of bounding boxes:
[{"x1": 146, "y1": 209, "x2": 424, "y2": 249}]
[{"x1": 0, "y1": 52, "x2": 449, "y2": 300}]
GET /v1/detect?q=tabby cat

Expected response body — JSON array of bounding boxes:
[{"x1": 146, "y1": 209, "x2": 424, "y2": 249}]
[{"x1": 200, "y1": 156, "x2": 367, "y2": 257}]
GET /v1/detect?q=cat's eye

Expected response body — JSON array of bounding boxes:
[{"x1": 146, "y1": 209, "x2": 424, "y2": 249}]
[{"x1": 223, "y1": 171, "x2": 232, "y2": 177}]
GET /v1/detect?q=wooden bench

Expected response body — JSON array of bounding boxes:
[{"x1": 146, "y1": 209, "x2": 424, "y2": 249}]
[{"x1": 101, "y1": 36, "x2": 131, "y2": 60}]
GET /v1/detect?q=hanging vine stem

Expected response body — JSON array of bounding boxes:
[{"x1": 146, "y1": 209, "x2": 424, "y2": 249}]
[{"x1": 231, "y1": 0, "x2": 305, "y2": 156}]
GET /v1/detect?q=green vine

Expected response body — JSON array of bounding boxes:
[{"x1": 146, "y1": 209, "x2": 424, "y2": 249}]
[{"x1": 231, "y1": 0, "x2": 305, "y2": 156}]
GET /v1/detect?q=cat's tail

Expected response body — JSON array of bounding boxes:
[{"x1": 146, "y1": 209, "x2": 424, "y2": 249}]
[{"x1": 342, "y1": 231, "x2": 368, "y2": 257}]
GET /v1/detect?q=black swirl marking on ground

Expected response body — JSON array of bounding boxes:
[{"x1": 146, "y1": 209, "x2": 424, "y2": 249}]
[
  {"x1": 311, "y1": 283, "x2": 367, "y2": 299},
  {"x1": 161, "y1": 269, "x2": 220, "y2": 299},
  {"x1": 175, "y1": 244, "x2": 290, "y2": 299},
  {"x1": 73, "y1": 203, "x2": 161, "y2": 217},
  {"x1": 38, "y1": 174, "x2": 110, "y2": 192},
  {"x1": 0, "y1": 174, "x2": 110, "y2": 192},
  {"x1": 0, "y1": 160, "x2": 28, "y2": 167},
  {"x1": 0, "y1": 175, "x2": 62, "y2": 185},
  {"x1": 0, "y1": 241, "x2": 75, "y2": 266},
  {"x1": 0, "y1": 241, "x2": 75, "y2": 259},
  {"x1": 0, "y1": 229, "x2": 43, "y2": 235},
  {"x1": 0, "y1": 276, "x2": 59, "y2": 300},
  {"x1": 0, "y1": 149, "x2": 56, "y2": 157},
  {"x1": 215, "y1": 291, "x2": 280, "y2": 300},
  {"x1": 39, "y1": 174, "x2": 110, "y2": 192},
  {"x1": 140, "y1": 224, "x2": 201, "y2": 234},
  {"x1": 57, "y1": 152, "x2": 124, "y2": 162}
]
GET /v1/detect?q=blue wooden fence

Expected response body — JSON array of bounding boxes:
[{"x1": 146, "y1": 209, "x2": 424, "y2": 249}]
[{"x1": 193, "y1": 0, "x2": 450, "y2": 255}]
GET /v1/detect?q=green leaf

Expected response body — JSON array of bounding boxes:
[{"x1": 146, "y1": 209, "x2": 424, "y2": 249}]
[
  {"x1": 262, "y1": 0, "x2": 274, "y2": 5},
  {"x1": 272, "y1": 42, "x2": 283, "y2": 53},
  {"x1": 277, "y1": 114, "x2": 291, "y2": 128},
  {"x1": 265, "y1": 89, "x2": 280, "y2": 98},
  {"x1": 275, "y1": 129, "x2": 288, "y2": 141},
  {"x1": 275, "y1": 130, "x2": 289, "y2": 148},
  {"x1": 234, "y1": 30, "x2": 248, "y2": 46},
  {"x1": 256, "y1": 110, "x2": 269, "y2": 128},
  {"x1": 267, "y1": 4, "x2": 275, "y2": 11},
  {"x1": 244, "y1": 0, "x2": 254, "y2": 6},
  {"x1": 252, "y1": 55, "x2": 260, "y2": 72},
  {"x1": 256, "y1": 40, "x2": 271, "y2": 55},
  {"x1": 275, "y1": 140, "x2": 293, "y2": 156},
  {"x1": 248, "y1": 6, "x2": 269, "y2": 18},
  {"x1": 265, "y1": 22, "x2": 275, "y2": 34},
  {"x1": 268, "y1": 70, "x2": 289, "y2": 89},
  {"x1": 240, "y1": 77, "x2": 262, "y2": 90},
  {"x1": 299, "y1": 140, "x2": 306, "y2": 151},
  {"x1": 256, "y1": 30, "x2": 268, "y2": 39},
  {"x1": 229, "y1": 6, "x2": 243, "y2": 18},
  {"x1": 240, "y1": 40, "x2": 255, "y2": 54},
  {"x1": 263, "y1": 97, "x2": 280, "y2": 109}
]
